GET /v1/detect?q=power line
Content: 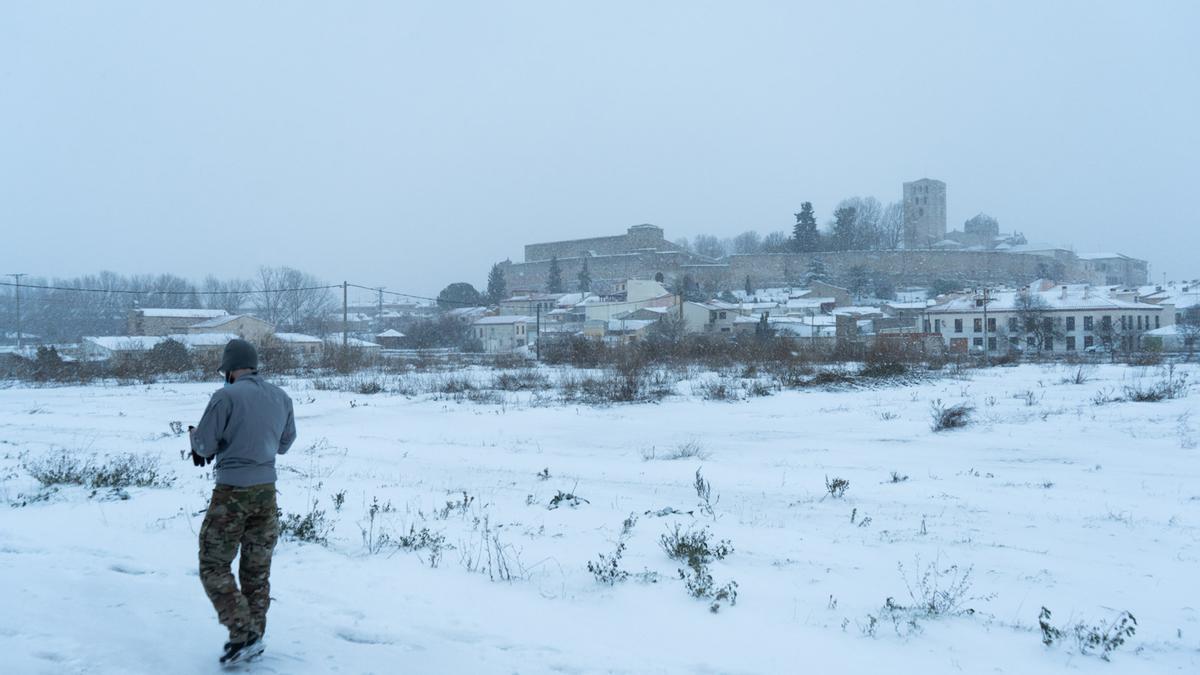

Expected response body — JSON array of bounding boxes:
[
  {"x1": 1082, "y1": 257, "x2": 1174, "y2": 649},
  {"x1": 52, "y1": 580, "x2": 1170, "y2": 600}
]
[
  {"x1": 0, "y1": 281, "x2": 342, "y2": 296},
  {"x1": 0, "y1": 279, "x2": 486, "y2": 310}
]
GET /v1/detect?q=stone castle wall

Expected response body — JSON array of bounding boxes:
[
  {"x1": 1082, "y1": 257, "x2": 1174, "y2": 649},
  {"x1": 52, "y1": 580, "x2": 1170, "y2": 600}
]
[{"x1": 502, "y1": 249, "x2": 1104, "y2": 294}]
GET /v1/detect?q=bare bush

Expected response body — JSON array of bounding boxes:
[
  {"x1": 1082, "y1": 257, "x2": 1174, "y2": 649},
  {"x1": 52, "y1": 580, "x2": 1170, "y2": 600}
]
[
  {"x1": 825, "y1": 475, "x2": 850, "y2": 498},
  {"x1": 930, "y1": 400, "x2": 973, "y2": 431},
  {"x1": 1039, "y1": 606, "x2": 1137, "y2": 661},
  {"x1": 640, "y1": 440, "x2": 708, "y2": 461},
  {"x1": 24, "y1": 450, "x2": 174, "y2": 490}
]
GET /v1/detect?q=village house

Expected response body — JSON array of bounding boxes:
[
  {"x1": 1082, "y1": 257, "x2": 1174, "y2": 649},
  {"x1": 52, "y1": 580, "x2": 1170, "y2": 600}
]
[
  {"x1": 272, "y1": 333, "x2": 324, "y2": 360},
  {"x1": 581, "y1": 280, "x2": 677, "y2": 322},
  {"x1": 186, "y1": 314, "x2": 275, "y2": 342},
  {"x1": 127, "y1": 308, "x2": 229, "y2": 336},
  {"x1": 472, "y1": 315, "x2": 534, "y2": 353},
  {"x1": 375, "y1": 329, "x2": 406, "y2": 349}
]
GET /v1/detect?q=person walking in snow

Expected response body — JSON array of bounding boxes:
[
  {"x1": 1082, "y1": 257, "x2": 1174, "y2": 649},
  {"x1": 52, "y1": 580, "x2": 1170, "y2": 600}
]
[{"x1": 189, "y1": 338, "x2": 296, "y2": 666}]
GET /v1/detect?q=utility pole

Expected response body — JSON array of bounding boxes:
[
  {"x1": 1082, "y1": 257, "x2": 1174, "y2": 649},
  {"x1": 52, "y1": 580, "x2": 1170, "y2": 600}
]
[
  {"x1": 342, "y1": 281, "x2": 349, "y2": 347},
  {"x1": 377, "y1": 287, "x2": 384, "y2": 319},
  {"x1": 8, "y1": 274, "x2": 25, "y2": 349},
  {"x1": 981, "y1": 286, "x2": 990, "y2": 367},
  {"x1": 535, "y1": 304, "x2": 541, "y2": 361}
]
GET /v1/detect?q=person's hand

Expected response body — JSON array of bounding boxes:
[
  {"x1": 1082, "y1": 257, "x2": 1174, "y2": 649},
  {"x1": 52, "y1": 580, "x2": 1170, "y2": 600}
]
[{"x1": 191, "y1": 451, "x2": 212, "y2": 467}]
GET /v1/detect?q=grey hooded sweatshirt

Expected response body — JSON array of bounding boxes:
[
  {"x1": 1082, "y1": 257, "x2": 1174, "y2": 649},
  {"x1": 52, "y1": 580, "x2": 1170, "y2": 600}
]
[{"x1": 190, "y1": 374, "x2": 296, "y2": 487}]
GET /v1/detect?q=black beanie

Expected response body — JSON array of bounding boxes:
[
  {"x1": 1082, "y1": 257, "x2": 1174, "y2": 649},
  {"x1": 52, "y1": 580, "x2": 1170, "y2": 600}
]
[{"x1": 219, "y1": 339, "x2": 258, "y2": 374}]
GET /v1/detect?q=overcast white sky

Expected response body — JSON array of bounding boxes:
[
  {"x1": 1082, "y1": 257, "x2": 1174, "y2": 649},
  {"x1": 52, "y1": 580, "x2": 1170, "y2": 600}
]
[{"x1": 2, "y1": 1, "x2": 1197, "y2": 296}]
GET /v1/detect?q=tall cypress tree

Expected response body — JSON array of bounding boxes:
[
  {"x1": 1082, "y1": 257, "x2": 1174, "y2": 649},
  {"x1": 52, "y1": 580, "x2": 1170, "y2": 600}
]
[
  {"x1": 577, "y1": 258, "x2": 591, "y2": 293},
  {"x1": 830, "y1": 206, "x2": 858, "y2": 251},
  {"x1": 546, "y1": 256, "x2": 564, "y2": 294},
  {"x1": 792, "y1": 202, "x2": 820, "y2": 252},
  {"x1": 486, "y1": 263, "x2": 507, "y2": 305}
]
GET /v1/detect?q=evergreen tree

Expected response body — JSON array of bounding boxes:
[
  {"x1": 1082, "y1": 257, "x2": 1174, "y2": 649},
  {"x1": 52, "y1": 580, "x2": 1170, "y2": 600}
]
[
  {"x1": 830, "y1": 205, "x2": 858, "y2": 251},
  {"x1": 485, "y1": 263, "x2": 507, "y2": 305},
  {"x1": 804, "y1": 257, "x2": 830, "y2": 285},
  {"x1": 792, "y1": 202, "x2": 820, "y2": 252},
  {"x1": 546, "y1": 256, "x2": 564, "y2": 294},
  {"x1": 744, "y1": 275, "x2": 754, "y2": 296},
  {"x1": 577, "y1": 258, "x2": 592, "y2": 293},
  {"x1": 847, "y1": 265, "x2": 871, "y2": 298}
]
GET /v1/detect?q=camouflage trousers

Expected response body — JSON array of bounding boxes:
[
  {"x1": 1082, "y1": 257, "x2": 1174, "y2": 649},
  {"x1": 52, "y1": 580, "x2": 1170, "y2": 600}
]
[{"x1": 199, "y1": 483, "x2": 279, "y2": 642}]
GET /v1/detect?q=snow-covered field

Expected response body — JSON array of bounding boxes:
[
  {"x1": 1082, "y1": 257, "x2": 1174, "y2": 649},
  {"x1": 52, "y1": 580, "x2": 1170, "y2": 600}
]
[{"x1": 1, "y1": 363, "x2": 1198, "y2": 674}]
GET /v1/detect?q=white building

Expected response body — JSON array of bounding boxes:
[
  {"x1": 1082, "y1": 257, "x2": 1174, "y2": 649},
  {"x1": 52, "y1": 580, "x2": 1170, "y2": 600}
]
[
  {"x1": 472, "y1": 315, "x2": 534, "y2": 353},
  {"x1": 923, "y1": 283, "x2": 1167, "y2": 354}
]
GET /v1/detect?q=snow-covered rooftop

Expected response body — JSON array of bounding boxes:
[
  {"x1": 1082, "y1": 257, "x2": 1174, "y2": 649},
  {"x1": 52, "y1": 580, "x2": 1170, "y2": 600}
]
[
  {"x1": 926, "y1": 287, "x2": 1163, "y2": 314},
  {"x1": 474, "y1": 315, "x2": 533, "y2": 325},
  {"x1": 273, "y1": 332, "x2": 323, "y2": 344},
  {"x1": 189, "y1": 314, "x2": 248, "y2": 328},
  {"x1": 137, "y1": 308, "x2": 228, "y2": 319},
  {"x1": 376, "y1": 329, "x2": 406, "y2": 338}
]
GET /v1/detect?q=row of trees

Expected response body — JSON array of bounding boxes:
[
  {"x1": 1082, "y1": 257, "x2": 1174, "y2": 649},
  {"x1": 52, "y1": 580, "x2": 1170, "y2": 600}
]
[
  {"x1": 0, "y1": 267, "x2": 337, "y2": 342},
  {"x1": 673, "y1": 197, "x2": 906, "y2": 259}
]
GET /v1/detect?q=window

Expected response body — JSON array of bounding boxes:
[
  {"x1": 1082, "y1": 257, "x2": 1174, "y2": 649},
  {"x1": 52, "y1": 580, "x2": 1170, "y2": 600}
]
[
  {"x1": 973, "y1": 337, "x2": 984, "y2": 348},
  {"x1": 934, "y1": 319, "x2": 941, "y2": 333},
  {"x1": 973, "y1": 318, "x2": 983, "y2": 333},
  {"x1": 1084, "y1": 335, "x2": 1094, "y2": 349},
  {"x1": 1043, "y1": 317, "x2": 1053, "y2": 333},
  {"x1": 1043, "y1": 336, "x2": 1053, "y2": 350},
  {"x1": 1136, "y1": 316, "x2": 1142, "y2": 330},
  {"x1": 1008, "y1": 317, "x2": 1018, "y2": 331},
  {"x1": 923, "y1": 319, "x2": 931, "y2": 332},
  {"x1": 987, "y1": 318, "x2": 996, "y2": 332},
  {"x1": 954, "y1": 319, "x2": 963, "y2": 333},
  {"x1": 988, "y1": 337, "x2": 997, "y2": 351},
  {"x1": 1009, "y1": 337, "x2": 1019, "y2": 347},
  {"x1": 1084, "y1": 316, "x2": 1094, "y2": 331},
  {"x1": 1066, "y1": 336, "x2": 1076, "y2": 351},
  {"x1": 1101, "y1": 316, "x2": 1112, "y2": 330},
  {"x1": 1027, "y1": 336, "x2": 1037, "y2": 347},
  {"x1": 719, "y1": 312, "x2": 727, "y2": 319},
  {"x1": 1155, "y1": 316, "x2": 1160, "y2": 328},
  {"x1": 1066, "y1": 317, "x2": 1075, "y2": 331}
]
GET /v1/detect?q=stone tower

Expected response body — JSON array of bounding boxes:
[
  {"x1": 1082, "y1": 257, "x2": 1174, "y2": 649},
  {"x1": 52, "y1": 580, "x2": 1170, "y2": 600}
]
[{"x1": 902, "y1": 178, "x2": 946, "y2": 248}]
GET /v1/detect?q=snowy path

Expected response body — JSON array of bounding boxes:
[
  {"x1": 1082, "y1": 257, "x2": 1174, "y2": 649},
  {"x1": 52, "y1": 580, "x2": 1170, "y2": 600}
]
[{"x1": 1, "y1": 363, "x2": 1198, "y2": 673}]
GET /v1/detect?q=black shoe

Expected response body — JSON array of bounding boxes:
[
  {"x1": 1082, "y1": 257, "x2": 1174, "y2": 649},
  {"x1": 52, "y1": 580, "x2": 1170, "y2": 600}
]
[{"x1": 220, "y1": 634, "x2": 264, "y2": 666}]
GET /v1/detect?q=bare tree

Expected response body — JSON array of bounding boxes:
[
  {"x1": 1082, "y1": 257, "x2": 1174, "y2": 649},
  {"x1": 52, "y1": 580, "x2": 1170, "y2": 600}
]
[
  {"x1": 254, "y1": 266, "x2": 336, "y2": 332},
  {"x1": 1014, "y1": 290, "x2": 1064, "y2": 353},
  {"x1": 692, "y1": 234, "x2": 727, "y2": 259},
  {"x1": 732, "y1": 230, "x2": 762, "y2": 254},
  {"x1": 203, "y1": 276, "x2": 254, "y2": 314},
  {"x1": 880, "y1": 201, "x2": 904, "y2": 250},
  {"x1": 761, "y1": 231, "x2": 791, "y2": 253}
]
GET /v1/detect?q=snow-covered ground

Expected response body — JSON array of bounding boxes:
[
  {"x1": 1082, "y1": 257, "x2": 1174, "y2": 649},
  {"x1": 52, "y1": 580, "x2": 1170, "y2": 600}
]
[{"x1": 1, "y1": 363, "x2": 1198, "y2": 674}]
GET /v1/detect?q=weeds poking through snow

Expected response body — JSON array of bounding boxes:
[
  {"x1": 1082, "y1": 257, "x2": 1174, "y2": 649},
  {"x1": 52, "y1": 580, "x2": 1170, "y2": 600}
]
[
  {"x1": 396, "y1": 525, "x2": 450, "y2": 567},
  {"x1": 892, "y1": 557, "x2": 989, "y2": 618},
  {"x1": 641, "y1": 440, "x2": 708, "y2": 461},
  {"x1": 694, "y1": 468, "x2": 719, "y2": 520},
  {"x1": 825, "y1": 475, "x2": 850, "y2": 498},
  {"x1": 24, "y1": 450, "x2": 174, "y2": 490},
  {"x1": 1039, "y1": 606, "x2": 1137, "y2": 661},
  {"x1": 888, "y1": 471, "x2": 909, "y2": 484},
  {"x1": 360, "y1": 496, "x2": 394, "y2": 554},
  {"x1": 548, "y1": 490, "x2": 589, "y2": 510},
  {"x1": 587, "y1": 514, "x2": 637, "y2": 585},
  {"x1": 660, "y1": 523, "x2": 737, "y2": 612},
  {"x1": 1124, "y1": 365, "x2": 1190, "y2": 402},
  {"x1": 930, "y1": 399, "x2": 973, "y2": 432},
  {"x1": 280, "y1": 497, "x2": 334, "y2": 546},
  {"x1": 536, "y1": 467, "x2": 551, "y2": 481}
]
